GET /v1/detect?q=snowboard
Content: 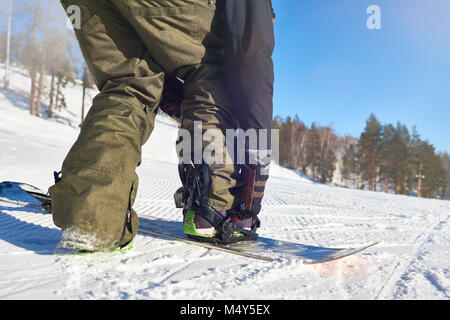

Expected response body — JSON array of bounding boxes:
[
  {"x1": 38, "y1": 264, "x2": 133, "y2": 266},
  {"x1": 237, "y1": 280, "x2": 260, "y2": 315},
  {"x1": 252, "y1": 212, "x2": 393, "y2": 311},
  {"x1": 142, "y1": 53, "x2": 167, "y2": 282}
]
[
  {"x1": 0, "y1": 181, "x2": 51, "y2": 211},
  {"x1": 0, "y1": 181, "x2": 378, "y2": 264},
  {"x1": 138, "y1": 217, "x2": 378, "y2": 263}
]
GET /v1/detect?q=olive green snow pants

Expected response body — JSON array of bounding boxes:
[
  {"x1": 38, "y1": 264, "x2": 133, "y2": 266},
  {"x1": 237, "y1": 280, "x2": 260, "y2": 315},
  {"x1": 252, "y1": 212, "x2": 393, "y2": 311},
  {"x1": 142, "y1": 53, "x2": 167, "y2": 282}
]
[{"x1": 50, "y1": 0, "x2": 239, "y2": 250}]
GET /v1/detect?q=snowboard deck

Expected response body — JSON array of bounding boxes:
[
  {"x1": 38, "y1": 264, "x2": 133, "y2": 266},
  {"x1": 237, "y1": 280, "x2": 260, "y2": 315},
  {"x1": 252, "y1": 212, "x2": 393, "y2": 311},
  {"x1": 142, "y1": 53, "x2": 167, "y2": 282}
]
[
  {"x1": 0, "y1": 181, "x2": 51, "y2": 211},
  {"x1": 0, "y1": 181, "x2": 378, "y2": 264},
  {"x1": 138, "y1": 217, "x2": 378, "y2": 264}
]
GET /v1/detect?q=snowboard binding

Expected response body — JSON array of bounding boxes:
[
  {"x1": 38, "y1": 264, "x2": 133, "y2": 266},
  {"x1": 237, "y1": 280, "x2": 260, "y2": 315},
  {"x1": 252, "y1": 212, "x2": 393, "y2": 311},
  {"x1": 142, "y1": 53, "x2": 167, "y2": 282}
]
[{"x1": 178, "y1": 163, "x2": 260, "y2": 244}]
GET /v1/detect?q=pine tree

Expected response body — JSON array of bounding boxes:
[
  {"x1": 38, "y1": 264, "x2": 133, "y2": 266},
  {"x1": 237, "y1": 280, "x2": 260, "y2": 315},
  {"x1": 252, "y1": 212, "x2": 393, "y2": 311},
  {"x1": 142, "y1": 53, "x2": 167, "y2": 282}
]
[
  {"x1": 438, "y1": 152, "x2": 450, "y2": 199},
  {"x1": 379, "y1": 124, "x2": 396, "y2": 193},
  {"x1": 318, "y1": 126, "x2": 338, "y2": 183},
  {"x1": 409, "y1": 127, "x2": 423, "y2": 196},
  {"x1": 278, "y1": 116, "x2": 292, "y2": 168},
  {"x1": 341, "y1": 136, "x2": 360, "y2": 187},
  {"x1": 392, "y1": 122, "x2": 411, "y2": 195},
  {"x1": 417, "y1": 142, "x2": 445, "y2": 198},
  {"x1": 358, "y1": 114, "x2": 382, "y2": 191},
  {"x1": 291, "y1": 116, "x2": 309, "y2": 171},
  {"x1": 409, "y1": 127, "x2": 445, "y2": 199},
  {"x1": 306, "y1": 123, "x2": 321, "y2": 179}
]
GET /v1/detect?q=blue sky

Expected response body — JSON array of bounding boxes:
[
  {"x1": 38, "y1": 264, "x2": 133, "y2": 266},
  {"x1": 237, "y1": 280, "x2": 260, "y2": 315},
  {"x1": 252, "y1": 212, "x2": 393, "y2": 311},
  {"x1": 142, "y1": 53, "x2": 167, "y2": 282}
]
[{"x1": 271, "y1": 0, "x2": 450, "y2": 153}]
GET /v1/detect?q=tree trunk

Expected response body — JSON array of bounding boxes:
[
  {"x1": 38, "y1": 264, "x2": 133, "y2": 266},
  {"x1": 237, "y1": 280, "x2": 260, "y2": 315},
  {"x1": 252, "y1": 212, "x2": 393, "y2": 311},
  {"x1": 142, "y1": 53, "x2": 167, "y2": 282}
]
[
  {"x1": 55, "y1": 77, "x2": 61, "y2": 111},
  {"x1": 370, "y1": 151, "x2": 376, "y2": 191},
  {"x1": 417, "y1": 160, "x2": 423, "y2": 197},
  {"x1": 395, "y1": 176, "x2": 400, "y2": 194},
  {"x1": 35, "y1": 1, "x2": 50, "y2": 118},
  {"x1": 48, "y1": 74, "x2": 55, "y2": 119},
  {"x1": 403, "y1": 175, "x2": 408, "y2": 195},
  {"x1": 29, "y1": 71, "x2": 37, "y2": 115},
  {"x1": 28, "y1": 1, "x2": 40, "y2": 115},
  {"x1": 35, "y1": 67, "x2": 45, "y2": 117}
]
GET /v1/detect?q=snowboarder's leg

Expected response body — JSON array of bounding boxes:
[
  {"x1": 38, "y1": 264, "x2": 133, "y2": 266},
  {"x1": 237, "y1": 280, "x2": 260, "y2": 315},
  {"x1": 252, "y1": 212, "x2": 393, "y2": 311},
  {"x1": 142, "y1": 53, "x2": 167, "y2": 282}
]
[
  {"x1": 223, "y1": 0, "x2": 276, "y2": 220},
  {"x1": 178, "y1": 75, "x2": 241, "y2": 211},
  {"x1": 176, "y1": 0, "x2": 276, "y2": 243},
  {"x1": 51, "y1": 0, "x2": 245, "y2": 250},
  {"x1": 176, "y1": 67, "x2": 257, "y2": 243},
  {"x1": 113, "y1": 0, "x2": 242, "y2": 212},
  {"x1": 50, "y1": 0, "x2": 165, "y2": 251}
]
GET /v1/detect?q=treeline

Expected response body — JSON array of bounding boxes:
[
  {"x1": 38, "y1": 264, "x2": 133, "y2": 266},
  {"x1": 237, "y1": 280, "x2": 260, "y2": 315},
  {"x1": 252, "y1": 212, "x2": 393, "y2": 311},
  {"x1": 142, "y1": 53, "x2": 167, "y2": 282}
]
[
  {"x1": 0, "y1": 0, "x2": 92, "y2": 119},
  {"x1": 273, "y1": 115, "x2": 339, "y2": 184},
  {"x1": 273, "y1": 114, "x2": 450, "y2": 199}
]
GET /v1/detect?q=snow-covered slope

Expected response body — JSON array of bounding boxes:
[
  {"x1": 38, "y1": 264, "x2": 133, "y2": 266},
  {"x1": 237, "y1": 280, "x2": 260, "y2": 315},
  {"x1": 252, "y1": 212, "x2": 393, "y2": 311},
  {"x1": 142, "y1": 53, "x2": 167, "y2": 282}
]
[{"x1": 0, "y1": 64, "x2": 449, "y2": 300}]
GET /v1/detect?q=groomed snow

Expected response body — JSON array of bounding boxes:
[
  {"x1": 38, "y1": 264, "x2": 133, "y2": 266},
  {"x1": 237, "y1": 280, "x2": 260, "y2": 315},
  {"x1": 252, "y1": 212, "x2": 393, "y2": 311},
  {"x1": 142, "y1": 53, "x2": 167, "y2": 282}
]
[{"x1": 0, "y1": 64, "x2": 449, "y2": 300}]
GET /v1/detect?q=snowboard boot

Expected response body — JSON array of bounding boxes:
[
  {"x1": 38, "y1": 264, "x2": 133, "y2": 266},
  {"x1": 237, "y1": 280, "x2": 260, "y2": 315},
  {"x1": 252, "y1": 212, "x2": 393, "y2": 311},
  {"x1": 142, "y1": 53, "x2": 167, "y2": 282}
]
[
  {"x1": 182, "y1": 209, "x2": 260, "y2": 244},
  {"x1": 178, "y1": 163, "x2": 260, "y2": 244}
]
